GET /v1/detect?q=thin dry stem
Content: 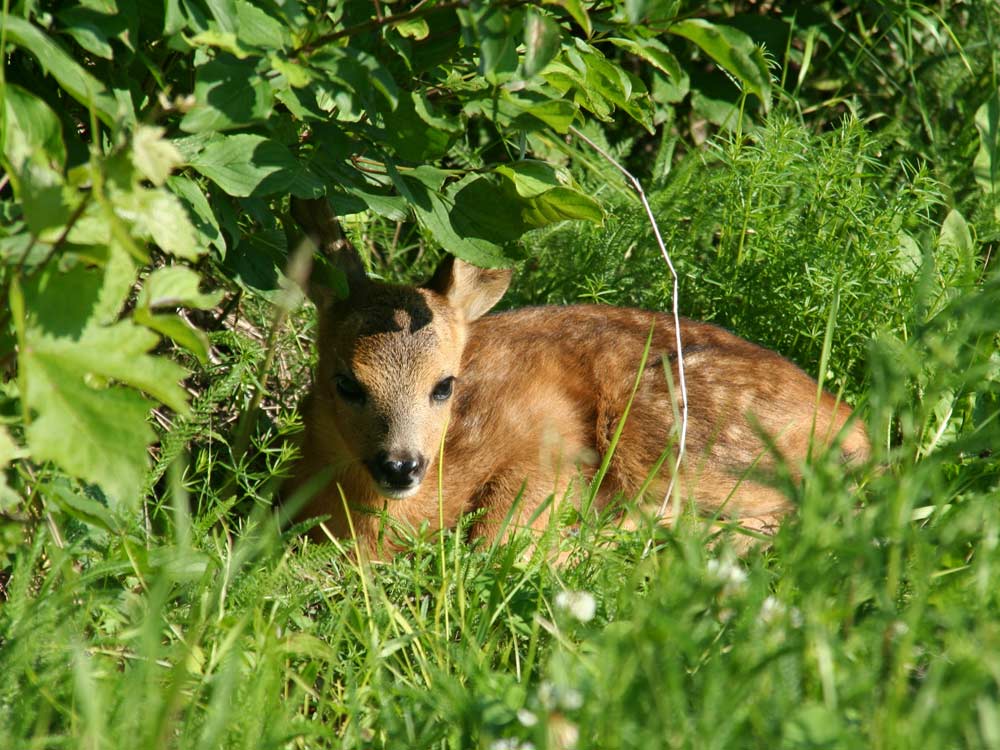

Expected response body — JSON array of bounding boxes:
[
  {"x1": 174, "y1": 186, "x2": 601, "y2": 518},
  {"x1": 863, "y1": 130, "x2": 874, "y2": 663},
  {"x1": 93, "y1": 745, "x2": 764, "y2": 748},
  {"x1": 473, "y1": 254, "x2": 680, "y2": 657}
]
[{"x1": 568, "y1": 127, "x2": 689, "y2": 556}]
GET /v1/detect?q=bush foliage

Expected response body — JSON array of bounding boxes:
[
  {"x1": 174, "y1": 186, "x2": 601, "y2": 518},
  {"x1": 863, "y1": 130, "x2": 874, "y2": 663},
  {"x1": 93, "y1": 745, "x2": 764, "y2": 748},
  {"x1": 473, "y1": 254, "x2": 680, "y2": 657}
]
[{"x1": 1, "y1": 1, "x2": 999, "y2": 748}]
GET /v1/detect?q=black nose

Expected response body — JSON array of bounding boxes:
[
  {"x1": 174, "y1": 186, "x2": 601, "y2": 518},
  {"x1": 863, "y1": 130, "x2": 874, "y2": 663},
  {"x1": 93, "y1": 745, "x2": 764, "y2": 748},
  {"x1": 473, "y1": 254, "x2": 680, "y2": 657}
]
[{"x1": 370, "y1": 451, "x2": 427, "y2": 488}]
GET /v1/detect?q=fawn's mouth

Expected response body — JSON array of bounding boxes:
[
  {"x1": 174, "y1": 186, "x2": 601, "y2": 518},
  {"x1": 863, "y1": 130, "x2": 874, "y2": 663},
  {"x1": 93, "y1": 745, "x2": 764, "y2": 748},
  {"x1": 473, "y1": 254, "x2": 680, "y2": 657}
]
[{"x1": 373, "y1": 481, "x2": 422, "y2": 500}]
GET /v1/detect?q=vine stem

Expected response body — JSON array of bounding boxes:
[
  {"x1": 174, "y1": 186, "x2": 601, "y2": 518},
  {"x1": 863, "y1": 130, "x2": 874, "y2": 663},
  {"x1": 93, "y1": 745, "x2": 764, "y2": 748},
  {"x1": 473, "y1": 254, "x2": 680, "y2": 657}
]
[{"x1": 568, "y1": 126, "x2": 689, "y2": 557}]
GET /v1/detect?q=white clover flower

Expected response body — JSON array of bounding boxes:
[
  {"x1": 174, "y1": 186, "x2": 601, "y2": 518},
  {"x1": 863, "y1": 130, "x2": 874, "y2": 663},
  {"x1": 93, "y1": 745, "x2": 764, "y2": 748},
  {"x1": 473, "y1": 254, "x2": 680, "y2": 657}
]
[
  {"x1": 517, "y1": 708, "x2": 539, "y2": 727},
  {"x1": 554, "y1": 590, "x2": 596, "y2": 623},
  {"x1": 760, "y1": 596, "x2": 786, "y2": 624},
  {"x1": 538, "y1": 681, "x2": 584, "y2": 712},
  {"x1": 489, "y1": 740, "x2": 535, "y2": 750},
  {"x1": 706, "y1": 557, "x2": 748, "y2": 597}
]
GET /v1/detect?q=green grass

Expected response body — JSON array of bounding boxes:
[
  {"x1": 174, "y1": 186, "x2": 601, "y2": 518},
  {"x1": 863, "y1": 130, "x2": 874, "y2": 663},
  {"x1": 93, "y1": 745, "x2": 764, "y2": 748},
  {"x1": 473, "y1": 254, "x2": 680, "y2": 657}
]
[{"x1": 3, "y1": 4, "x2": 1000, "y2": 749}]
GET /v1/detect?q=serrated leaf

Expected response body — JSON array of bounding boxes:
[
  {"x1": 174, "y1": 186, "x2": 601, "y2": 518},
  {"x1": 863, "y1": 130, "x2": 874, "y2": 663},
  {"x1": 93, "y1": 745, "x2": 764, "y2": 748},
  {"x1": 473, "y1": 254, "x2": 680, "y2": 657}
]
[
  {"x1": 2, "y1": 84, "x2": 67, "y2": 173},
  {"x1": 22, "y1": 244, "x2": 136, "y2": 337},
  {"x1": 669, "y1": 18, "x2": 771, "y2": 112},
  {"x1": 25, "y1": 368, "x2": 153, "y2": 510},
  {"x1": 180, "y1": 56, "x2": 274, "y2": 133},
  {"x1": 522, "y1": 8, "x2": 561, "y2": 78},
  {"x1": 22, "y1": 322, "x2": 190, "y2": 507},
  {"x1": 1, "y1": 16, "x2": 117, "y2": 122},
  {"x1": 138, "y1": 266, "x2": 223, "y2": 310},
  {"x1": 190, "y1": 134, "x2": 322, "y2": 197},
  {"x1": 132, "y1": 126, "x2": 184, "y2": 186},
  {"x1": 26, "y1": 322, "x2": 189, "y2": 412},
  {"x1": 114, "y1": 186, "x2": 202, "y2": 259}
]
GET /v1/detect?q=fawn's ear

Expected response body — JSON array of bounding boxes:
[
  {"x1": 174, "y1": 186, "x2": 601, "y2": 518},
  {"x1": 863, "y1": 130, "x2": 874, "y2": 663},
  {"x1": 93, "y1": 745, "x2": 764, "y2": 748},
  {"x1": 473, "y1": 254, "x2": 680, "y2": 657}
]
[
  {"x1": 290, "y1": 196, "x2": 367, "y2": 308},
  {"x1": 426, "y1": 256, "x2": 512, "y2": 322}
]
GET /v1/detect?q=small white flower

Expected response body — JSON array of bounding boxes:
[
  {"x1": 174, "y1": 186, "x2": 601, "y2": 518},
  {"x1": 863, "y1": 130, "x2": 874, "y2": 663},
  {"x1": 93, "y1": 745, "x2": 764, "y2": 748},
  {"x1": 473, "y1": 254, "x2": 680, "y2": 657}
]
[
  {"x1": 517, "y1": 708, "x2": 539, "y2": 727},
  {"x1": 537, "y1": 681, "x2": 584, "y2": 711},
  {"x1": 489, "y1": 740, "x2": 535, "y2": 750},
  {"x1": 760, "y1": 596, "x2": 786, "y2": 624},
  {"x1": 554, "y1": 590, "x2": 596, "y2": 623},
  {"x1": 706, "y1": 557, "x2": 748, "y2": 597}
]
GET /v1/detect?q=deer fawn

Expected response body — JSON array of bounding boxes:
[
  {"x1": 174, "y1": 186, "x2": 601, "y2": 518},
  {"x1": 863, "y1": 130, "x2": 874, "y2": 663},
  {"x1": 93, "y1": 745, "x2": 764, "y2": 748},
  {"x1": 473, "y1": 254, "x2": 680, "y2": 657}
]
[{"x1": 286, "y1": 198, "x2": 870, "y2": 556}]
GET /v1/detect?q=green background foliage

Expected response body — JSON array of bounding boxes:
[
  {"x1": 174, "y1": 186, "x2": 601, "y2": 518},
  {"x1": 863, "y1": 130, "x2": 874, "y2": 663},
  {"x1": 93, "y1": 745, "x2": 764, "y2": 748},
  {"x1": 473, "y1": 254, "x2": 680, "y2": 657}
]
[{"x1": 1, "y1": 1, "x2": 999, "y2": 748}]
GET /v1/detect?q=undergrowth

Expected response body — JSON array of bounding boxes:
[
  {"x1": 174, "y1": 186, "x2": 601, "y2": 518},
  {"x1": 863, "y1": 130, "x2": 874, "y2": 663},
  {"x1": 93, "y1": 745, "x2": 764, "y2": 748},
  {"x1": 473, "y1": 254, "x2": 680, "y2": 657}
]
[{"x1": 3, "y1": 3, "x2": 1000, "y2": 748}]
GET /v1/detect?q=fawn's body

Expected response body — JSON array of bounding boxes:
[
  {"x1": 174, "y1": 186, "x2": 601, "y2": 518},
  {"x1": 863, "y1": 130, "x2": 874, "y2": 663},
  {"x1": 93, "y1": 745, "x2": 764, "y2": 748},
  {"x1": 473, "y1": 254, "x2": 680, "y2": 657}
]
[{"x1": 288, "y1": 200, "x2": 870, "y2": 555}]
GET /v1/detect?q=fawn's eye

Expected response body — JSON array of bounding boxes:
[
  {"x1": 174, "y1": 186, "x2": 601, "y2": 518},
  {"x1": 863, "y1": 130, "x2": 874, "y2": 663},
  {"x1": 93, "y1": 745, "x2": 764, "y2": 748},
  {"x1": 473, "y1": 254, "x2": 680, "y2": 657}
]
[
  {"x1": 334, "y1": 375, "x2": 366, "y2": 405},
  {"x1": 431, "y1": 376, "x2": 455, "y2": 403}
]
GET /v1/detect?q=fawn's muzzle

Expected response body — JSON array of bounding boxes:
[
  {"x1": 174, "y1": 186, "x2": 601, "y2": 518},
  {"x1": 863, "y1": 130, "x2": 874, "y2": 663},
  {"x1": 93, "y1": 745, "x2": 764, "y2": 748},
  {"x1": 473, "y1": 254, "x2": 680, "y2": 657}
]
[{"x1": 366, "y1": 450, "x2": 428, "y2": 499}]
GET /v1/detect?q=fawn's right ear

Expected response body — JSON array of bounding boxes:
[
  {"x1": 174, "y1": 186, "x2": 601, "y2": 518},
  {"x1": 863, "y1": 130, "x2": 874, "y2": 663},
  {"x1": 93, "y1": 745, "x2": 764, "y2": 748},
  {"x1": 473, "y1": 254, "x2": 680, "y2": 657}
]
[
  {"x1": 290, "y1": 197, "x2": 367, "y2": 308},
  {"x1": 426, "y1": 256, "x2": 512, "y2": 322}
]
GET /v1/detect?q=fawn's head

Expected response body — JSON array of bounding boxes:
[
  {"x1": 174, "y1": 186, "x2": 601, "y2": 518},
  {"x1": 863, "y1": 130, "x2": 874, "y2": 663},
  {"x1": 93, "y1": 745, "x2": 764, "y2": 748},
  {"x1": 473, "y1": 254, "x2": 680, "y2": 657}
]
[{"x1": 294, "y1": 198, "x2": 511, "y2": 499}]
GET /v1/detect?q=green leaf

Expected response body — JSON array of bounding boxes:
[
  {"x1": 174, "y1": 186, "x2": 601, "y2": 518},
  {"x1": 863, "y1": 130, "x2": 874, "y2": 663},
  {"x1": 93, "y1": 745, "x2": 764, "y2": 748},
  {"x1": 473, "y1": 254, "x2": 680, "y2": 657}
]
[
  {"x1": 2, "y1": 84, "x2": 67, "y2": 172},
  {"x1": 461, "y1": 3, "x2": 519, "y2": 80},
  {"x1": 180, "y1": 56, "x2": 274, "y2": 133},
  {"x1": 607, "y1": 35, "x2": 683, "y2": 82},
  {"x1": 113, "y1": 186, "x2": 202, "y2": 259},
  {"x1": 669, "y1": 18, "x2": 771, "y2": 112},
  {"x1": 466, "y1": 90, "x2": 578, "y2": 133},
  {"x1": 24, "y1": 363, "x2": 155, "y2": 510},
  {"x1": 938, "y1": 209, "x2": 976, "y2": 283},
  {"x1": 57, "y1": 5, "x2": 120, "y2": 60},
  {"x1": 18, "y1": 162, "x2": 76, "y2": 240},
  {"x1": 189, "y1": 134, "x2": 323, "y2": 198},
  {"x1": 234, "y1": 0, "x2": 290, "y2": 48},
  {"x1": 378, "y1": 93, "x2": 455, "y2": 162},
  {"x1": 166, "y1": 175, "x2": 226, "y2": 254},
  {"x1": 1, "y1": 15, "x2": 117, "y2": 123},
  {"x1": 402, "y1": 172, "x2": 516, "y2": 267},
  {"x1": 28, "y1": 322, "x2": 189, "y2": 412},
  {"x1": 134, "y1": 312, "x2": 211, "y2": 364},
  {"x1": 522, "y1": 9, "x2": 562, "y2": 79},
  {"x1": 132, "y1": 126, "x2": 184, "y2": 186},
  {"x1": 22, "y1": 322, "x2": 190, "y2": 507},
  {"x1": 396, "y1": 17, "x2": 430, "y2": 40},
  {"x1": 974, "y1": 88, "x2": 1000, "y2": 219},
  {"x1": 22, "y1": 244, "x2": 136, "y2": 337},
  {"x1": 44, "y1": 480, "x2": 117, "y2": 532},
  {"x1": 138, "y1": 266, "x2": 223, "y2": 310},
  {"x1": 0, "y1": 427, "x2": 22, "y2": 511},
  {"x1": 546, "y1": 0, "x2": 591, "y2": 38}
]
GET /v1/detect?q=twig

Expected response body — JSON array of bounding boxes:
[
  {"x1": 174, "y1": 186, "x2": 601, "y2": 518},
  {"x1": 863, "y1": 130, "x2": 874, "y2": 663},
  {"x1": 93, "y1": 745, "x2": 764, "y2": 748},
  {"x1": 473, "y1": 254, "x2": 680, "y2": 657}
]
[{"x1": 568, "y1": 126, "x2": 689, "y2": 557}]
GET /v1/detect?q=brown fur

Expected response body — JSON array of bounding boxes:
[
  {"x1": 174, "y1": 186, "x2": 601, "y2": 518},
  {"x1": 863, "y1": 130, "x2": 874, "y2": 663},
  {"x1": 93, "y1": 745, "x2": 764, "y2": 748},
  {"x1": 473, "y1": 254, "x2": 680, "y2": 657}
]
[{"x1": 286, "y1": 201, "x2": 870, "y2": 557}]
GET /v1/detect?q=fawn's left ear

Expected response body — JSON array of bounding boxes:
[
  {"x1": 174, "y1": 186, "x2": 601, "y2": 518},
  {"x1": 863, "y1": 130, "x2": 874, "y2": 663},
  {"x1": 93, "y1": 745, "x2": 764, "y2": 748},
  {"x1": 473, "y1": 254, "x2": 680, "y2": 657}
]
[{"x1": 425, "y1": 256, "x2": 512, "y2": 322}]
